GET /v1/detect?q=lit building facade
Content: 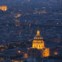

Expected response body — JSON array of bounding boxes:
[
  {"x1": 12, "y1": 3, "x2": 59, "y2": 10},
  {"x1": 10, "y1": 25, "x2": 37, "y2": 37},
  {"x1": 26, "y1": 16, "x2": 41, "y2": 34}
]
[
  {"x1": 32, "y1": 30, "x2": 50, "y2": 57},
  {"x1": 42, "y1": 48, "x2": 50, "y2": 57},
  {"x1": 32, "y1": 30, "x2": 45, "y2": 50}
]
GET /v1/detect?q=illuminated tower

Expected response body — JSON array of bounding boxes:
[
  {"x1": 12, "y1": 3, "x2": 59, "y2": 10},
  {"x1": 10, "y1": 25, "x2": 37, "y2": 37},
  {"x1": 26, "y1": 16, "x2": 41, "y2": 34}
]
[{"x1": 32, "y1": 30, "x2": 45, "y2": 50}]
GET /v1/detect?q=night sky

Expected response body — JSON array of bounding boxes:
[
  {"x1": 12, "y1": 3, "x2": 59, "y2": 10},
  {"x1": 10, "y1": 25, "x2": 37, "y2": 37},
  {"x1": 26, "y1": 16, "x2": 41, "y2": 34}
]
[{"x1": 0, "y1": 0, "x2": 62, "y2": 47}]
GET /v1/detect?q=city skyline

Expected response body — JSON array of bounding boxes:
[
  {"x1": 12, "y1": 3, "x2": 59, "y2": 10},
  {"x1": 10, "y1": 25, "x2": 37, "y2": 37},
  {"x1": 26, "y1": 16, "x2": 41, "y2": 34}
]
[{"x1": 0, "y1": 0, "x2": 62, "y2": 62}]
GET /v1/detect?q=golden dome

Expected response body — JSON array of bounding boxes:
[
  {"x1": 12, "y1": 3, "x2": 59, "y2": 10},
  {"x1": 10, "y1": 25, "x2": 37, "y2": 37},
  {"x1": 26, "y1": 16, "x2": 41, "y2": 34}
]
[{"x1": 32, "y1": 30, "x2": 45, "y2": 50}]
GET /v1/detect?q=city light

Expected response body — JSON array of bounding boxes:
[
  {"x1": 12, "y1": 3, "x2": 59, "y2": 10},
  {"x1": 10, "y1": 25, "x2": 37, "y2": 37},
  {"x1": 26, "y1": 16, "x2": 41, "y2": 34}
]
[
  {"x1": 0, "y1": 5, "x2": 7, "y2": 11},
  {"x1": 0, "y1": 0, "x2": 61, "y2": 62}
]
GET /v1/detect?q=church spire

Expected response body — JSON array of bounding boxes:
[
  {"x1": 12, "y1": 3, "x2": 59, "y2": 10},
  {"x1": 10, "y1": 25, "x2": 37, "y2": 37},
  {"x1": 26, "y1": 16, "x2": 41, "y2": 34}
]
[
  {"x1": 34, "y1": 30, "x2": 43, "y2": 39},
  {"x1": 36, "y1": 30, "x2": 40, "y2": 36}
]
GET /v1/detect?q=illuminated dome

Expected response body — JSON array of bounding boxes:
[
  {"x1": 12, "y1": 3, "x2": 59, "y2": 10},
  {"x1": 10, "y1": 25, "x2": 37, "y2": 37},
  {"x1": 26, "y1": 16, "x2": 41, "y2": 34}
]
[{"x1": 32, "y1": 30, "x2": 45, "y2": 50}]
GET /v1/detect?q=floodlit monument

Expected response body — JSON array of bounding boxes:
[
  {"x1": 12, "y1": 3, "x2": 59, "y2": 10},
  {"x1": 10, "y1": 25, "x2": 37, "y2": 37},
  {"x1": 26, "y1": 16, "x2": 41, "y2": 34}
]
[
  {"x1": 32, "y1": 30, "x2": 50, "y2": 57},
  {"x1": 32, "y1": 30, "x2": 45, "y2": 50}
]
